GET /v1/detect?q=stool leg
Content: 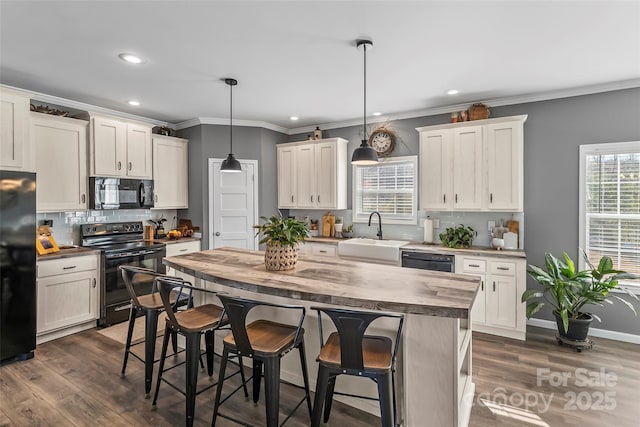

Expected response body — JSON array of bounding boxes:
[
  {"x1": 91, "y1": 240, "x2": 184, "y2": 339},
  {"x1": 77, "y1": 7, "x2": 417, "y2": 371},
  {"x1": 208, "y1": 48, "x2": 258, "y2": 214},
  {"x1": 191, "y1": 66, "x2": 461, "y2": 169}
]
[
  {"x1": 252, "y1": 359, "x2": 263, "y2": 404},
  {"x1": 205, "y1": 330, "x2": 214, "y2": 377},
  {"x1": 297, "y1": 341, "x2": 313, "y2": 418},
  {"x1": 185, "y1": 333, "x2": 201, "y2": 427},
  {"x1": 171, "y1": 330, "x2": 178, "y2": 356},
  {"x1": 263, "y1": 357, "x2": 281, "y2": 427},
  {"x1": 152, "y1": 324, "x2": 172, "y2": 406},
  {"x1": 212, "y1": 347, "x2": 230, "y2": 427},
  {"x1": 238, "y1": 355, "x2": 249, "y2": 398},
  {"x1": 376, "y1": 371, "x2": 394, "y2": 427},
  {"x1": 121, "y1": 306, "x2": 137, "y2": 377},
  {"x1": 144, "y1": 308, "x2": 159, "y2": 397},
  {"x1": 323, "y1": 376, "x2": 336, "y2": 423},
  {"x1": 311, "y1": 365, "x2": 331, "y2": 427}
]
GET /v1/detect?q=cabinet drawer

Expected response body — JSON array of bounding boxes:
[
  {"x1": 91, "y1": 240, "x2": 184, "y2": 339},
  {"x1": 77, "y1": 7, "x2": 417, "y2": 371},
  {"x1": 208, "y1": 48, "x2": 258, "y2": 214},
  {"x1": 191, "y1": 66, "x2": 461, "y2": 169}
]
[
  {"x1": 38, "y1": 255, "x2": 98, "y2": 278},
  {"x1": 165, "y1": 240, "x2": 201, "y2": 257},
  {"x1": 462, "y1": 258, "x2": 486, "y2": 273},
  {"x1": 311, "y1": 245, "x2": 337, "y2": 258},
  {"x1": 490, "y1": 261, "x2": 516, "y2": 276}
]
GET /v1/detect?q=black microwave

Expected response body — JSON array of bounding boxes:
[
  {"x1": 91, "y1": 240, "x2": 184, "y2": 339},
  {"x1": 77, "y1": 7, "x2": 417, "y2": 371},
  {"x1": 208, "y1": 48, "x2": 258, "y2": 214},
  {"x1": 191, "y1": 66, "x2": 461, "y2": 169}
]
[{"x1": 89, "y1": 177, "x2": 154, "y2": 210}]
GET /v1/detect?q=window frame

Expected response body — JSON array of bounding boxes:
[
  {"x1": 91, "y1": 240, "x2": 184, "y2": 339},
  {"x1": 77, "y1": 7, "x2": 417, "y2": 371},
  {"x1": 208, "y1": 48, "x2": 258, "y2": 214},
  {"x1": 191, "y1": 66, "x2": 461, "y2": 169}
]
[
  {"x1": 352, "y1": 155, "x2": 418, "y2": 225},
  {"x1": 579, "y1": 141, "x2": 640, "y2": 292}
]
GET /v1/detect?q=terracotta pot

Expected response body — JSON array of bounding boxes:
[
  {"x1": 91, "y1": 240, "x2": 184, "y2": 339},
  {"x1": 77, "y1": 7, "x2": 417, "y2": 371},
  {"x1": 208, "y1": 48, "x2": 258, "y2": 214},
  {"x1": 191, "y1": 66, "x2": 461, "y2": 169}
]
[
  {"x1": 264, "y1": 242, "x2": 298, "y2": 271},
  {"x1": 553, "y1": 311, "x2": 593, "y2": 341}
]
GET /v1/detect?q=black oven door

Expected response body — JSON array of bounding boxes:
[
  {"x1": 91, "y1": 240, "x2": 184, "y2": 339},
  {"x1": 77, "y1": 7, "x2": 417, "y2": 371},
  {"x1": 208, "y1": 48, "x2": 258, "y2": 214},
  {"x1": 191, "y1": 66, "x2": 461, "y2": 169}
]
[{"x1": 101, "y1": 247, "x2": 166, "y2": 325}]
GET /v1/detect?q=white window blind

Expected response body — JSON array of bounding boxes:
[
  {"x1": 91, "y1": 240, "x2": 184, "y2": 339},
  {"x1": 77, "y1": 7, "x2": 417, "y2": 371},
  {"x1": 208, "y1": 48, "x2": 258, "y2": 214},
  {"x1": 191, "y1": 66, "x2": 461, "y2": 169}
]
[
  {"x1": 353, "y1": 156, "x2": 417, "y2": 224},
  {"x1": 580, "y1": 142, "x2": 640, "y2": 286}
]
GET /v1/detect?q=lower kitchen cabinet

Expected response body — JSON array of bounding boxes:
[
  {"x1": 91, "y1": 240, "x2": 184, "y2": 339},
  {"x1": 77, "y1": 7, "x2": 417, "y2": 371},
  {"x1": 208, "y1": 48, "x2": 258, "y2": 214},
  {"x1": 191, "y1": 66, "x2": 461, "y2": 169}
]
[
  {"x1": 298, "y1": 242, "x2": 338, "y2": 258},
  {"x1": 165, "y1": 239, "x2": 201, "y2": 275},
  {"x1": 36, "y1": 254, "x2": 99, "y2": 344},
  {"x1": 456, "y1": 254, "x2": 526, "y2": 340}
]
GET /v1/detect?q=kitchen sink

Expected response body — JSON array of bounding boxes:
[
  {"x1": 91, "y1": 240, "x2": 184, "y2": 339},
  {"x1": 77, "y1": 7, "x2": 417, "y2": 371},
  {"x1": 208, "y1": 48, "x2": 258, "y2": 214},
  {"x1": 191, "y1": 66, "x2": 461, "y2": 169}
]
[{"x1": 338, "y1": 238, "x2": 410, "y2": 263}]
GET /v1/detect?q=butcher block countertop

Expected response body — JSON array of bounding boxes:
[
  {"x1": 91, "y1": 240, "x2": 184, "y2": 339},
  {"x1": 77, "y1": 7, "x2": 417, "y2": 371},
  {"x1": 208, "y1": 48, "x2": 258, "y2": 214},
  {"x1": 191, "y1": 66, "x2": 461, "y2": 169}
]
[{"x1": 163, "y1": 247, "x2": 480, "y2": 318}]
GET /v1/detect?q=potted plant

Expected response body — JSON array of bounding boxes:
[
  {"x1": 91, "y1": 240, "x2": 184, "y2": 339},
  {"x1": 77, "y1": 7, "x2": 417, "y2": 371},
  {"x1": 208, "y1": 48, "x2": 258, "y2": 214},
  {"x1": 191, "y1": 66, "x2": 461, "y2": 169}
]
[
  {"x1": 341, "y1": 224, "x2": 354, "y2": 238},
  {"x1": 334, "y1": 217, "x2": 343, "y2": 235},
  {"x1": 254, "y1": 214, "x2": 309, "y2": 271},
  {"x1": 439, "y1": 225, "x2": 476, "y2": 248},
  {"x1": 522, "y1": 251, "x2": 639, "y2": 342}
]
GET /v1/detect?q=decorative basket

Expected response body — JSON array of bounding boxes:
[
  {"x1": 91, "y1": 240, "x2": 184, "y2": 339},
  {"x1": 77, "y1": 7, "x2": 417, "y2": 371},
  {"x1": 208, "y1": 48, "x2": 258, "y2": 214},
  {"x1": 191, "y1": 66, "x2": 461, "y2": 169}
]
[
  {"x1": 467, "y1": 103, "x2": 490, "y2": 121},
  {"x1": 264, "y1": 242, "x2": 298, "y2": 271}
]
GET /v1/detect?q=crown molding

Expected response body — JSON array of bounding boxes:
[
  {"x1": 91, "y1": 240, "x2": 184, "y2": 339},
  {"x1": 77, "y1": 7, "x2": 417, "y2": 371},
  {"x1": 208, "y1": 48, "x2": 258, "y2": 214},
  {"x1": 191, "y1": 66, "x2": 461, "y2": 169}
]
[{"x1": 174, "y1": 117, "x2": 289, "y2": 134}]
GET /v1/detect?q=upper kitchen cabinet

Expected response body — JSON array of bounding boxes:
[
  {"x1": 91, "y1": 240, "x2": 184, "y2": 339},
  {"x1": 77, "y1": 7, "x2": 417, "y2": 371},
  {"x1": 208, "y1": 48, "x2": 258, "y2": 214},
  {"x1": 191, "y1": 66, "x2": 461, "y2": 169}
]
[
  {"x1": 152, "y1": 135, "x2": 188, "y2": 209},
  {"x1": 0, "y1": 87, "x2": 33, "y2": 172},
  {"x1": 277, "y1": 137, "x2": 347, "y2": 210},
  {"x1": 418, "y1": 115, "x2": 526, "y2": 212},
  {"x1": 32, "y1": 113, "x2": 88, "y2": 212},
  {"x1": 77, "y1": 112, "x2": 153, "y2": 179}
]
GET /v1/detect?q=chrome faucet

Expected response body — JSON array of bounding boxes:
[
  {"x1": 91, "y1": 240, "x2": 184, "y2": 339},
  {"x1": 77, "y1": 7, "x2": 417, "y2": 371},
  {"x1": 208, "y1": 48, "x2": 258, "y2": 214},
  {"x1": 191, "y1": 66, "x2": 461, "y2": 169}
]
[{"x1": 368, "y1": 211, "x2": 383, "y2": 240}]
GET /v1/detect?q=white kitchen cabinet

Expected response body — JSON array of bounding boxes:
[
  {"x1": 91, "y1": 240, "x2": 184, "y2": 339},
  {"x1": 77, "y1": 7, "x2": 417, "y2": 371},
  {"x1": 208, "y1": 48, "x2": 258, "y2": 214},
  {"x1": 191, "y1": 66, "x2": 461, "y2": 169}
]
[
  {"x1": 277, "y1": 145, "x2": 296, "y2": 208},
  {"x1": 418, "y1": 115, "x2": 526, "y2": 212},
  {"x1": 277, "y1": 138, "x2": 347, "y2": 210},
  {"x1": 456, "y1": 253, "x2": 526, "y2": 340},
  {"x1": 165, "y1": 239, "x2": 201, "y2": 275},
  {"x1": 152, "y1": 135, "x2": 188, "y2": 209},
  {"x1": 37, "y1": 254, "x2": 99, "y2": 343},
  {"x1": 0, "y1": 87, "x2": 33, "y2": 172},
  {"x1": 31, "y1": 113, "x2": 88, "y2": 212},
  {"x1": 78, "y1": 112, "x2": 153, "y2": 179}
]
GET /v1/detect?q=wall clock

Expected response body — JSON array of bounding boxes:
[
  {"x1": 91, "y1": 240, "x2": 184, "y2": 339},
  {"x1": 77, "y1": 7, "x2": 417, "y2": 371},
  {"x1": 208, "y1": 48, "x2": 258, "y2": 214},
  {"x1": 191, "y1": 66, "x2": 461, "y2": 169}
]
[{"x1": 368, "y1": 127, "x2": 396, "y2": 157}]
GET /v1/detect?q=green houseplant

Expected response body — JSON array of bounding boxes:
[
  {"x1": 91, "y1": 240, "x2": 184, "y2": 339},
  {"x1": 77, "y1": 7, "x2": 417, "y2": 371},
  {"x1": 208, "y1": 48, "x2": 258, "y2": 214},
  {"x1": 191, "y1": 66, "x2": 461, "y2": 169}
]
[
  {"x1": 254, "y1": 214, "x2": 309, "y2": 271},
  {"x1": 439, "y1": 225, "x2": 476, "y2": 248},
  {"x1": 522, "y1": 251, "x2": 639, "y2": 341}
]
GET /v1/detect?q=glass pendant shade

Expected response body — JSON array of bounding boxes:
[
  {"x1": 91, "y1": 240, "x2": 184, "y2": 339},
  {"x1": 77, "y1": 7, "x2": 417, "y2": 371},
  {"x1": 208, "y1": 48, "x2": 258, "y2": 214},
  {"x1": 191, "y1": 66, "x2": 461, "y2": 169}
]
[
  {"x1": 221, "y1": 153, "x2": 242, "y2": 172},
  {"x1": 351, "y1": 139, "x2": 379, "y2": 165}
]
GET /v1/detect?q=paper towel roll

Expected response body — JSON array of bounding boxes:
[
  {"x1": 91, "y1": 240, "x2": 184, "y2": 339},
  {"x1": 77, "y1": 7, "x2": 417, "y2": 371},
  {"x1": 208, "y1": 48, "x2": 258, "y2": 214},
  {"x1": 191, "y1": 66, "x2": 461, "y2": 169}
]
[{"x1": 424, "y1": 218, "x2": 434, "y2": 243}]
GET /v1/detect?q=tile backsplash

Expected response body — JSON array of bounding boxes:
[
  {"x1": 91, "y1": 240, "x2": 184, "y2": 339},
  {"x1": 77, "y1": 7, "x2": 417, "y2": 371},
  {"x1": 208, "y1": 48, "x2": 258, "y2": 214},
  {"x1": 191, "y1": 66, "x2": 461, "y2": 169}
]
[
  {"x1": 286, "y1": 209, "x2": 525, "y2": 249},
  {"x1": 37, "y1": 209, "x2": 178, "y2": 246}
]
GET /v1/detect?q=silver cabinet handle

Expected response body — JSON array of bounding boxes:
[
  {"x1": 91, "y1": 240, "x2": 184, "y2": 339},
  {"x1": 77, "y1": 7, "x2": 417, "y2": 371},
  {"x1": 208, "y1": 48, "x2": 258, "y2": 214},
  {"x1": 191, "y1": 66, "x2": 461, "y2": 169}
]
[
  {"x1": 481, "y1": 280, "x2": 484, "y2": 291},
  {"x1": 128, "y1": 162, "x2": 132, "y2": 171},
  {"x1": 493, "y1": 281, "x2": 496, "y2": 291},
  {"x1": 497, "y1": 266, "x2": 510, "y2": 271},
  {"x1": 215, "y1": 232, "x2": 221, "y2": 236},
  {"x1": 81, "y1": 194, "x2": 86, "y2": 203},
  {"x1": 92, "y1": 278, "x2": 97, "y2": 288},
  {"x1": 490, "y1": 193, "x2": 493, "y2": 203},
  {"x1": 117, "y1": 161, "x2": 122, "y2": 170},
  {"x1": 311, "y1": 195, "x2": 313, "y2": 203},
  {"x1": 443, "y1": 194, "x2": 446, "y2": 203},
  {"x1": 469, "y1": 264, "x2": 480, "y2": 267},
  {"x1": 455, "y1": 194, "x2": 458, "y2": 203},
  {"x1": 318, "y1": 195, "x2": 320, "y2": 203},
  {"x1": 155, "y1": 194, "x2": 158, "y2": 202},
  {"x1": 179, "y1": 248, "x2": 188, "y2": 252},
  {"x1": 63, "y1": 265, "x2": 76, "y2": 270},
  {"x1": 291, "y1": 195, "x2": 294, "y2": 203},
  {"x1": 319, "y1": 250, "x2": 327, "y2": 253}
]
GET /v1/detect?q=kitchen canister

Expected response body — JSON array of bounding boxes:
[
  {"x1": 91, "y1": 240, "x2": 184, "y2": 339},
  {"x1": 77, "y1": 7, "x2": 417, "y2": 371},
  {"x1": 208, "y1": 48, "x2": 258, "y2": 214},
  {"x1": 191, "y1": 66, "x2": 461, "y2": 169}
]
[{"x1": 423, "y1": 217, "x2": 434, "y2": 244}]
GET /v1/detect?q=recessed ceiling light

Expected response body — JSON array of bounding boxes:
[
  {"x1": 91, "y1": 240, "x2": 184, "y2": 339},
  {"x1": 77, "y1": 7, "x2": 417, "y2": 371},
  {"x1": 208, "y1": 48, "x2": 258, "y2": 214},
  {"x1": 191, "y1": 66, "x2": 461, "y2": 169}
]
[
  {"x1": 447, "y1": 89, "x2": 459, "y2": 95},
  {"x1": 128, "y1": 100, "x2": 140, "y2": 106},
  {"x1": 118, "y1": 53, "x2": 144, "y2": 64},
  {"x1": 372, "y1": 112, "x2": 382, "y2": 116},
  {"x1": 289, "y1": 116, "x2": 299, "y2": 121}
]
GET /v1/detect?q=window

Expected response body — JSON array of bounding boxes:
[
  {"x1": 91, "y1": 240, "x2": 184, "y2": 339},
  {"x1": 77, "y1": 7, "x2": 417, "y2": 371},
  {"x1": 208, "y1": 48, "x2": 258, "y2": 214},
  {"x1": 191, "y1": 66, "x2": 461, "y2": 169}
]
[
  {"x1": 579, "y1": 141, "x2": 640, "y2": 288},
  {"x1": 353, "y1": 156, "x2": 417, "y2": 224}
]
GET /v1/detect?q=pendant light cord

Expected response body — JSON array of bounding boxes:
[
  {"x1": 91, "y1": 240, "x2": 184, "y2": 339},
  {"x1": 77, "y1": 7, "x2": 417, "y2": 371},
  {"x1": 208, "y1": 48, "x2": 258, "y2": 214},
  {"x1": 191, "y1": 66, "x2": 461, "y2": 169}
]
[
  {"x1": 229, "y1": 82, "x2": 233, "y2": 154},
  {"x1": 363, "y1": 42, "x2": 367, "y2": 141}
]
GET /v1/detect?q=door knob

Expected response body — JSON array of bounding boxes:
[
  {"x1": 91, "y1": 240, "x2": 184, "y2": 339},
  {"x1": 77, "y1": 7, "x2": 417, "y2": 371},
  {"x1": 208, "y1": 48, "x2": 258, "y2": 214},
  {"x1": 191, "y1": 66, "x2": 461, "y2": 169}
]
[{"x1": 215, "y1": 232, "x2": 221, "y2": 236}]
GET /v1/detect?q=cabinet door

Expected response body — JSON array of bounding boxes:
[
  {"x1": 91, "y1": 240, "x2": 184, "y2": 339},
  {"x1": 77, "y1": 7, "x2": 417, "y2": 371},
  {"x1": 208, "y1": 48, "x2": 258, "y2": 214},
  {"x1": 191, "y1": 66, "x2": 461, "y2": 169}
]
[
  {"x1": 315, "y1": 142, "x2": 336, "y2": 208},
  {"x1": 37, "y1": 272, "x2": 98, "y2": 334},
  {"x1": 419, "y1": 130, "x2": 453, "y2": 210},
  {"x1": 452, "y1": 126, "x2": 483, "y2": 210},
  {"x1": 296, "y1": 144, "x2": 315, "y2": 208},
  {"x1": 277, "y1": 145, "x2": 297, "y2": 208},
  {"x1": 0, "y1": 89, "x2": 31, "y2": 171},
  {"x1": 126, "y1": 123, "x2": 152, "y2": 178},
  {"x1": 33, "y1": 115, "x2": 88, "y2": 211},
  {"x1": 153, "y1": 136, "x2": 188, "y2": 208},
  {"x1": 472, "y1": 274, "x2": 487, "y2": 324},
  {"x1": 486, "y1": 122, "x2": 523, "y2": 211},
  {"x1": 93, "y1": 116, "x2": 126, "y2": 176},
  {"x1": 486, "y1": 274, "x2": 517, "y2": 329}
]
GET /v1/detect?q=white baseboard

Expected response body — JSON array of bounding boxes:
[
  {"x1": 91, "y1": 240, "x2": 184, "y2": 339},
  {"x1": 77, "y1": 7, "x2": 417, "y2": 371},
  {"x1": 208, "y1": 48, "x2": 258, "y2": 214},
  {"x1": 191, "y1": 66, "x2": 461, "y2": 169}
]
[{"x1": 527, "y1": 318, "x2": 640, "y2": 344}]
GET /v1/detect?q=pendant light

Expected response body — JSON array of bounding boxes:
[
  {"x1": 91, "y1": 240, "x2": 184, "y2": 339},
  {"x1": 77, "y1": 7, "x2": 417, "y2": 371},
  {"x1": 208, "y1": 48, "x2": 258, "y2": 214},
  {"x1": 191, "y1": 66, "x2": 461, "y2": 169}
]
[
  {"x1": 220, "y1": 78, "x2": 242, "y2": 173},
  {"x1": 351, "y1": 39, "x2": 379, "y2": 165}
]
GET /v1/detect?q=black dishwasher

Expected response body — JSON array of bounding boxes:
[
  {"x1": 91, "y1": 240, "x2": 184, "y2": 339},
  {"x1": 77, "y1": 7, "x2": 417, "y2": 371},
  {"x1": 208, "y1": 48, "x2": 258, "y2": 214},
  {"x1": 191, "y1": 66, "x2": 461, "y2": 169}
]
[{"x1": 401, "y1": 251, "x2": 455, "y2": 272}]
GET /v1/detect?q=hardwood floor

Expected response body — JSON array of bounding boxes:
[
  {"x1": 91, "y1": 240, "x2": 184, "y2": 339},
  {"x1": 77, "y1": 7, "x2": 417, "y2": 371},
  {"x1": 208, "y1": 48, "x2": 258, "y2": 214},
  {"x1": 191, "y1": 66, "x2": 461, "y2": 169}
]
[{"x1": 1, "y1": 326, "x2": 638, "y2": 426}]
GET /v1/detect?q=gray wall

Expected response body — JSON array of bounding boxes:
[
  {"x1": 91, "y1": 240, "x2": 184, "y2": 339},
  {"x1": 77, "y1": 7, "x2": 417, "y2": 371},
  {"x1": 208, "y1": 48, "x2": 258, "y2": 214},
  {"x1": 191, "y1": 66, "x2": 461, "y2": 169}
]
[{"x1": 177, "y1": 124, "x2": 286, "y2": 248}]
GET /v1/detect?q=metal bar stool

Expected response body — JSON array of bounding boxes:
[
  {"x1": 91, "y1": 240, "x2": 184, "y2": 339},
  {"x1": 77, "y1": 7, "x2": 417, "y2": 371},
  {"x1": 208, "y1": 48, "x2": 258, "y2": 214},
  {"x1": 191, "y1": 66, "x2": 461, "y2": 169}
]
[
  {"x1": 310, "y1": 307, "x2": 404, "y2": 427},
  {"x1": 119, "y1": 265, "x2": 190, "y2": 397},
  {"x1": 211, "y1": 295, "x2": 312, "y2": 427},
  {"x1": 152, "y1": 276, "x2": 248, "y2": 427}
]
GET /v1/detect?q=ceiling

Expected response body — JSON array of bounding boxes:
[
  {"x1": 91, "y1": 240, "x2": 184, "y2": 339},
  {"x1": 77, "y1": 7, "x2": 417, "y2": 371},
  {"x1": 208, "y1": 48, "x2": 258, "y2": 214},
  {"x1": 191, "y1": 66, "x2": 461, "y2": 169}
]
[{"x1": 1, "y1": 1, "x2": 639, "y2": 132}]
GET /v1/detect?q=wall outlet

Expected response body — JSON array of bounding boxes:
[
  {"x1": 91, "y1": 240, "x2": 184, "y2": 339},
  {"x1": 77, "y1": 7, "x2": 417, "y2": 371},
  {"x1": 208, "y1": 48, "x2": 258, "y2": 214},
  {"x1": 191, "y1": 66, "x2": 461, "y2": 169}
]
[
  {"x1": 432, "y1": 218, "x2": 440, "y2": 228},
  {"x1": 41, "y1": 219, "x2": 53, "y2": 227},
  {"x1": 488, "y1": 220, "x2": 495, "y2": 231}
]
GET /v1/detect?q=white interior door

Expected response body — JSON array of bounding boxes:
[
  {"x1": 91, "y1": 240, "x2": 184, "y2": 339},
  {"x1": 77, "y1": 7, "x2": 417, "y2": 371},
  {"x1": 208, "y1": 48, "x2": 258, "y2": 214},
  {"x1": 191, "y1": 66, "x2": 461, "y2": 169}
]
[{"x1": 209, "y1": 159, "x2": 259, "y2": 250}]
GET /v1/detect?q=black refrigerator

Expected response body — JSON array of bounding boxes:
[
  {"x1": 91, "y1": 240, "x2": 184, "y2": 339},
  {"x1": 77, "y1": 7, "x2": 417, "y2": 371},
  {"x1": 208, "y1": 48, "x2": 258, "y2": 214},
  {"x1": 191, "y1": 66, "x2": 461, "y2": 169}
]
[{"x1": 0, "y1": 170, "x2": 36, "y2": 364}]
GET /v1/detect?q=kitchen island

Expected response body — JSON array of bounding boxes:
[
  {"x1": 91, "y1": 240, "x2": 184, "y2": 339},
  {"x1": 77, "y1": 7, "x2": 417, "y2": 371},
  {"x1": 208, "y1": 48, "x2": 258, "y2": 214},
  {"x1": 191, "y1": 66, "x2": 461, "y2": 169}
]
[{"x1": 164, "y1": 248, "x2": 480, "y2": 427}]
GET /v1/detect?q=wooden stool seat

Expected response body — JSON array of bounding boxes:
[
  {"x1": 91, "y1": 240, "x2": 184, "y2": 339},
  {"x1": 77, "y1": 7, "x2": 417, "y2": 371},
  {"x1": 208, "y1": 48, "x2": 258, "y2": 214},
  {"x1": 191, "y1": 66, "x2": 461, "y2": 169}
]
[
  {"x1": 318, "y1": 332, "x2": 392, "y2": 372},
  {"x1": 132, "y1": 273, "x2": 155, "y2": 285},
  {"x1": 223, "y1": 319, "x2": 298, "y2": 356},
  {"x1": 174, "y1": 304, "x2": 225, "y2": 333},
  {"x1": 137, "y1": 291, "x2": 178, "y2": 310}
]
